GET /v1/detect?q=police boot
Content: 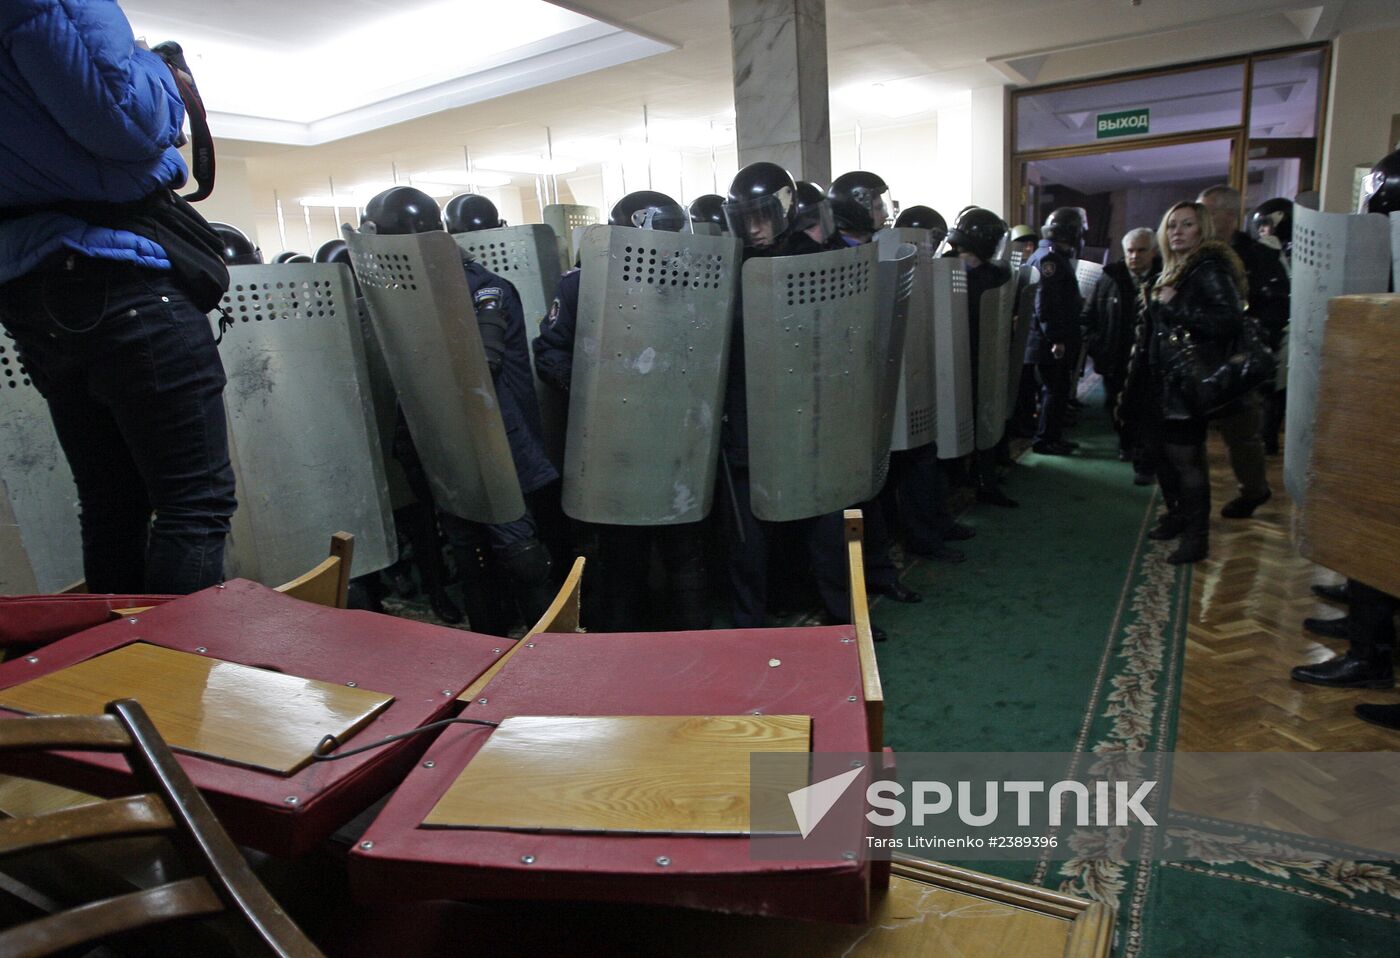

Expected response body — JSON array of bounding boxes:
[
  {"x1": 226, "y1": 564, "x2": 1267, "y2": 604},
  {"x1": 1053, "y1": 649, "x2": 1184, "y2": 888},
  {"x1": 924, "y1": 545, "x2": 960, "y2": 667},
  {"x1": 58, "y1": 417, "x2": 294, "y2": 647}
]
[
  {"x1": 499, "y1": 538, "x2": 556, "y2": 628},
  {"x1": 667, "y1": 561, "x2": 713, "y2": 631},
  {"x1": 1291, "y1": 644, "x2": 1394, "y2": 689},
  {"x1": 1354, "y1": 703, "x2": 1400, "y2": 731},
  {"x1": 451, "y1": 535, "x2": 509, "y2": 636}
]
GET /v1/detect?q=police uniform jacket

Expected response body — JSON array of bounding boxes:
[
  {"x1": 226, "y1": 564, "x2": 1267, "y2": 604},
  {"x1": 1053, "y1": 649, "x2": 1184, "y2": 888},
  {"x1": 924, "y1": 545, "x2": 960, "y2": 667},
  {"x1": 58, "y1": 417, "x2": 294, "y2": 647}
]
[
  {"x1": 1228, "y1": 230, "x2": 1289, "y2": 350},
  {"x1": 464, "y1": 256, "x2": 558, "y2": 495},
  {"x1": 1023, "y1": 240, "x2": 1084, "y2": 364},
  {"x1": 532, "y1": 267, "x2": 581, "y2": 393}
]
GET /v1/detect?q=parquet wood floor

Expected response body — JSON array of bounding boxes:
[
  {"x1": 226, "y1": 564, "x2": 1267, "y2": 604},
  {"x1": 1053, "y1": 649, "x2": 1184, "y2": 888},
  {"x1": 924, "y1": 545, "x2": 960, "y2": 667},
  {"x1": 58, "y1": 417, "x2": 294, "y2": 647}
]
[{"x1": 1176, "y1": 434, "x2": 1400, "y2": 753}]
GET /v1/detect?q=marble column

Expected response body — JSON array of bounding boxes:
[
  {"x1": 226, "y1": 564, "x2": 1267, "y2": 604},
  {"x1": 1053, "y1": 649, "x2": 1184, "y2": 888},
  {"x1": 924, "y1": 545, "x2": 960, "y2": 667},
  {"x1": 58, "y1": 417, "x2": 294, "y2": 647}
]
[{"x1": 728, "y1": 0, "x2": 831, "y2": 186}]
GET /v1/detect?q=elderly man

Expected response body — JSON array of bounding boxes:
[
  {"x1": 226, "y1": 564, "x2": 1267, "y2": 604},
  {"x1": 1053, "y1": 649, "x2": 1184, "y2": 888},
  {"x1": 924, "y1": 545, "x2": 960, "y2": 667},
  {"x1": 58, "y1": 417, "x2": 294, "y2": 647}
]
[
  {"x1": 1083, "y1": 227, "x2": 1160, "y2": 484},
  {"x1": 1196, "y1": 185, "x2": 1285, "y2": 518}
]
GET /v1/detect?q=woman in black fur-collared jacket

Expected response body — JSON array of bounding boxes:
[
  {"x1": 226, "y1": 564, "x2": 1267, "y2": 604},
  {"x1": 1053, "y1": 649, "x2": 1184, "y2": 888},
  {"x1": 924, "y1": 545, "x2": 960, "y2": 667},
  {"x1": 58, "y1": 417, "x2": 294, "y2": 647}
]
[{"x1": 1119, "y1": 200, "x2": 1247, "y2": 565}]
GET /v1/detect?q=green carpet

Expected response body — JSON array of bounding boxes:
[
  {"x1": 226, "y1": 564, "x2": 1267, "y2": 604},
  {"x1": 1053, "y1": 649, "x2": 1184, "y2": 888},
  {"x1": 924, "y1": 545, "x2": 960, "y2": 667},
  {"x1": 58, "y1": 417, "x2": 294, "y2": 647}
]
[{"x1": 872, "y1": 400, "x2": 1400, "y2": 957}]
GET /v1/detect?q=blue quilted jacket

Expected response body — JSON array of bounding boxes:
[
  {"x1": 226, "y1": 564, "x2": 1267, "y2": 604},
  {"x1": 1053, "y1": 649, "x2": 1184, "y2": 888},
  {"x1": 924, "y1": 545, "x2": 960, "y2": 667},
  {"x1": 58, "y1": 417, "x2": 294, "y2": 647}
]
[{"x1": 0, "y1": 0, "x2": 189, "y2": 284}]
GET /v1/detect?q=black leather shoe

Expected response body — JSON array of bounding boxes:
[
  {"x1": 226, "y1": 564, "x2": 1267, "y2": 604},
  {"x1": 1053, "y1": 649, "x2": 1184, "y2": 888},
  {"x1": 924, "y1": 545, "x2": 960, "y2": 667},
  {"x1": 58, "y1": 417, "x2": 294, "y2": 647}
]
[
  {"x1": 1291, "y1": 653, "x2": 1394, "y2": 689},
  {"x1": 1032, "y1": 440, "x2": 1076, "y2": 456},
  {"x1": 1311, "y1": 582, "x2": 1350, "y2": 605},
  {"x1": 877, "y1": 582, "x2": 922, "y2": 603},
  {"x1": 429, "y1": 589, "x2": 464, "y2": 625},
  {"x1": 1221, "y1": 490, "x2": 1272, "y2": 519},
  {"x1": 1303, "y1": 615, "x2": 1350, "y2": 639},
  {"x1": 1148, "y1": 515, "x2": 1187, "y2": 540},
  {"x1": 1354, "y1": 703, "x2": 1400, "y2": 730},
  {"x1": 1166, "y1": 536, "x2": 1208, "y2": 565},
  {"x1": 911, "y1": 543, "x2": 966, "y2": 563},
  {"x1": 943, "y1": 522, "x2": 976, "y2": 541},
  {"x1": 976, "y1": 484, "x2": 1019, "y2": 508}
]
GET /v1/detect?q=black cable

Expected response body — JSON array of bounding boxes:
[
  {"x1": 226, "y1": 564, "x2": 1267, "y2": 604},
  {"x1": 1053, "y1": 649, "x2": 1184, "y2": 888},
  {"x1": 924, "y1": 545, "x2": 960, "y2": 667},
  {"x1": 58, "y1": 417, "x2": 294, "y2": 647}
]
[{"x1": 311, "y1": 716, "x2": 499, "y2": 762}]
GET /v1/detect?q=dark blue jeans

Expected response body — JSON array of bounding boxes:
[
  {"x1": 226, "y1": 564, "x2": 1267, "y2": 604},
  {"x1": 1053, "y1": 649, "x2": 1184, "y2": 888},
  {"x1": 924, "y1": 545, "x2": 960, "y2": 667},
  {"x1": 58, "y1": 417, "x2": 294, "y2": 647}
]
[{"x1": 0, "y1": 261, "x2": 236, "y2": 594}]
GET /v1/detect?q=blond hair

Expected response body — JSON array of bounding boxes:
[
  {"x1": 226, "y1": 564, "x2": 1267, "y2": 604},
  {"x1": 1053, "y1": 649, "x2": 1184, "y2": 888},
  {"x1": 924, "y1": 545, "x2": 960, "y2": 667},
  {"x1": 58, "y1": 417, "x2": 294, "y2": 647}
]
[{"x1": 1156, "y1": 201, "x2": 1214, "y2": 280}]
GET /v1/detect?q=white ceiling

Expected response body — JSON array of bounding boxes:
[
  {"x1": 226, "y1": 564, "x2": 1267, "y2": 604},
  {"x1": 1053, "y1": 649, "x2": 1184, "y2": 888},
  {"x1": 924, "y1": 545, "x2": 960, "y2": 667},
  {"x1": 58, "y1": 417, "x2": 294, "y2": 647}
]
[{"x1": 189, "y1": 0, "x2": 1399, "y2": 218}]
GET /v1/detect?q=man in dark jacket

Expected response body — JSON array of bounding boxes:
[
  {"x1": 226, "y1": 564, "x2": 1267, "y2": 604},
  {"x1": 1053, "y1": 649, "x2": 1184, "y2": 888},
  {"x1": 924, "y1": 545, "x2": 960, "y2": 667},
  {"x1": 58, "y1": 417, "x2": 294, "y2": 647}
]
[
  {"x1": 1198, "y1": 185, "x2": 1278, "y2": 518},
  {"x1": 1083, "y1": 227, "x2": 1160, "y2": 482},
  {"x1": 0, "y1": 0, "x2": 236, "y2": 594},
  {"x1": 1025, "y1": 208, "x2": 1087, "y2": 455}
]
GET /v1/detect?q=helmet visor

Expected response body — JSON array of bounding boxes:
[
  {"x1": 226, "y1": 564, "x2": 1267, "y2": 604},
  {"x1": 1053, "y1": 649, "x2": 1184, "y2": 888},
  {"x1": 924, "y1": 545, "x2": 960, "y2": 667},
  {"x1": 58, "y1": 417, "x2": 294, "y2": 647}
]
[
  {"x1": 630, "y1": 205, "x2": 689, "y2": 232},
  {"x1": 792, "y1": 201, "x2": 837, "y2": 244},
  {"x1": 723, "y1": 191, "x2": 793, "y2": 249},
  {"x1": 850, "y1": 186, "x2": 893, "y2": 231}
]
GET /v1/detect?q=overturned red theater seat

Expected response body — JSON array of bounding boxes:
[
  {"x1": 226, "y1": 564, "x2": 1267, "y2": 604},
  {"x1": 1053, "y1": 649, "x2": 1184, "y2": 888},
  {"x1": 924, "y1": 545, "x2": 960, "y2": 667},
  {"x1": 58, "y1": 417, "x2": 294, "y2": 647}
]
[
  {"x1": 0, "y1": 593, "x2": 177, "y2": 648},
  {"x1": 349, "y1": 626, "x2": 876, "y2": 924},
  {"x1": 0, "y1": 579, "x2": 506, "y2": 856}
]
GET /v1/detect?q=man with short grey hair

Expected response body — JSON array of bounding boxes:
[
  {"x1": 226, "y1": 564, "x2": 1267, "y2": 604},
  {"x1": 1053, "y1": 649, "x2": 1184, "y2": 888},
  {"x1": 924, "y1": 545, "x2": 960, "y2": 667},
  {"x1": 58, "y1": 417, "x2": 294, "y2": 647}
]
[
  {"x1": 1196, "y1": 185, "x2": 1280, "y2": 518},
  {"x1": 1083, "y1": 227, "x2": 1159, "y2": 482}
]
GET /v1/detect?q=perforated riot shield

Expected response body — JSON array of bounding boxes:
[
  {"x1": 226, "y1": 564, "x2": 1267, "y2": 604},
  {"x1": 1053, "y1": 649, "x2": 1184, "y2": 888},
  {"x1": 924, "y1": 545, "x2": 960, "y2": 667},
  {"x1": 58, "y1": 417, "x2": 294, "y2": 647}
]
[
  {"x1": 931, "y1": 258, "x2": 974, "y2": 459},
  {"x1": 452, "y1": 225, "x2": 568, "y2": 468},
  {"x1": 1008, "y1": 257, "x2": 1040, "y2": 412},
  {"x1": 562, "y1": 226, "x2": 741, "y2": 525},
  {"x1": 1075, "y1": 260, "x2": 1104, "y2": 304},
  {"x1": 344, "y1": 226, "x2": 525, "y2": 524},
  {"x1": 0, "y1": 344, "x2": 82, "y2": 593},
  {"x1": 215, "y1": 264, "x2": 396, "y2": 585},
  {"x1": 874, "y1": 239, "x2": 917, "y2": 479},
  {"x1": 544, "y1": 204, "x2": 599, "y2": 267},
  {"x1": 881, "y1": 228, "x2": 937, "y2": 452},
  {"x1": 1284, "y1": 207, "x2": 1391, "y2": 504},
  {"x1": 976, "y1": 261, "x2": 1017, "y2": 449},
  {"x1": 742, "y1": 244, "x2": 880, "y2": 521},
  {"x1": 692, "y1": 223, "x2": 723, "y2": 237}
]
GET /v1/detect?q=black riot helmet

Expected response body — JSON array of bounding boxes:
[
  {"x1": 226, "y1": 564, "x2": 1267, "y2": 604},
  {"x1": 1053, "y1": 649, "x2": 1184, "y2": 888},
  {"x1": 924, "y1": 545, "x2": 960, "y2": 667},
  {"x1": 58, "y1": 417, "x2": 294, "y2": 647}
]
[
  {"x1": 609, "y1": 190, "x2": 688, "y2": 232},
  {"x1": 1357, "y1": 147, "x2": 1400, "y2": 215},
  {"x1": 723, "y1": 161, "x2": 796, "y2": 251},
  {"x1": 444, "y1": 193, "x2": 503, "y2": 233},
  {"x1": 1042, "y1": 207, "x2": 1088, "y2": 251},
  {"x1": 1249, "y1": 197, "x2": 1293, "y2": 246},
  {"x1": 946, "y1": 207, "x2": 1008, "y2": 262},
  {"x1": 283, "y1": 254, "x2": 312, "y2": 263},
  {"x1": 893, "y1": 205, "x2": 948, "y2": 245},
  {"x1": 790, "y1": 181, "x2": 836, "y2": 243},
  {"x1": 689, "y1": 194, "x2": 727, "y2": 233},
  {"x1": 828, "y1": 171, "x2": 892, "y2": 234},
  {"x1": 272, "y1": 251, "x2": 304, "y2": 264},
  {"x1": 210, "y1": 222, "x2": 261, "y2": 266},
  {"x1": 314, "y1": 239, "x2": 348, "y2": 263},
  {"x1": 363, "y1": 187, "x2": 444, "y2": 235}
]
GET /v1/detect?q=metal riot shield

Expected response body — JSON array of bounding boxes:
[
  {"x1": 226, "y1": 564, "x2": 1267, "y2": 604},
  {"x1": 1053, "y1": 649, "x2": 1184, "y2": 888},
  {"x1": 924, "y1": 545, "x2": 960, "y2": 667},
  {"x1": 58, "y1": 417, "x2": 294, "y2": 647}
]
[
  {"x1": 215, "y1": 264, "x2": 396, "y2": 585},
  {"x1": 544, "y1": 204, "x2": 599, "y2": 268},
  {"x1": 881, "y1": 228, "x2": 937, "y2": 452},
  {"x1": 452, "y1": 225, "x2": 568, "y2": 469},
  {"x1": 1284, "y1": 207, "x2": 1391, "y2": 504},
  {"x1": 1393, "y1": 212, "x2": 1400, "y2": 286},
  {"x1": 874, "y1": 238, "x2": 917, "y2": 477},
  {"x1": 353, "y1": 295, "x2": 414, "y2": 511},
  {"x1": 1008, "y1": 256, "x2": 1040, "y2": 412},
  {"x1": 562, "y1": 226, "x2": 741, "y2": 525},
  {"x1": 976, "y1": 261, "x2": 1017, "y2": 449},
  {"x1": 0, "y1": 343, "x2": 82, "y2": 593},
  {"x1": 692, "y1": 223, "x2": 722, "y2": 237},
  {"x1": 344, "y1": 226, "x2": 525, "y2": 524},
  {"x1": 742, "y1": 244, "x2": 881, "y2": 521},
  {"x1": 1074, "y1": 260, "x2": 1104, "y2": 304},
  {"x1": 931, "y1": 258, "x2": 975, "y2": 458}
]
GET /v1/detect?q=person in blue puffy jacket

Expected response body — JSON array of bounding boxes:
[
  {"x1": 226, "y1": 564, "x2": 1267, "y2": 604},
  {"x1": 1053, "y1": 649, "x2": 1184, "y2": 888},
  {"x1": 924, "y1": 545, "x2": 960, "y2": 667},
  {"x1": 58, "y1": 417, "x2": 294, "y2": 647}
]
[{"x1": 0, "y1": 0, "x2": 237, "y2": 594}]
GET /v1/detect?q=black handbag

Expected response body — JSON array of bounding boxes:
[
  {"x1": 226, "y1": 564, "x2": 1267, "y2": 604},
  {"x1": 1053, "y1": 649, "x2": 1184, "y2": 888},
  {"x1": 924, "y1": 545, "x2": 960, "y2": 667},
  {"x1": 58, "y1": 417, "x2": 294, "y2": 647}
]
[{"x1": 1160, "y1": 316, "x2": 1277, "y2": 419}]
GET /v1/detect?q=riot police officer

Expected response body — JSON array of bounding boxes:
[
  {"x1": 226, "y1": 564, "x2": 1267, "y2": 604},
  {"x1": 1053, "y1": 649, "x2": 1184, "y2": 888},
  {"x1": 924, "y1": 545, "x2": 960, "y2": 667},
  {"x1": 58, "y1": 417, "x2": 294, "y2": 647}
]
[
  {"x1": 532, "y1": 190, "x2": 710, "y2": 631},
  {"x1": 444, "y1": 193, "x2": 505, "y2": 233},
  {"x1": 894, "y1": 205, "x2": 949, "y2": 248},
  {"x1": 211, "y1": 222, "x2": 262, "y2": 265},
  {"x1": 1250, "y1": 196, "x2": 1294, "y2": 454},
  {"x1": 362, "y1": 186, "x2": 557, "y2": 634},
  {"x1": 1007, "y1": 224, "x2": 1037, "y2": 261},
  {"x1": 1293, "y1": 147, "x2": 1400, "y2": 730},
  {"x1": 688, "y1": 194, "x2": 728, "y2": 234},
  {"x1": 721, "y1": 163, "x2": 882, "y2": 636},
  {"x1": 828, "y1": 170, "x2": 893, "y2": 245},
  {"x1": 1026, "y1": 207, "x2": 1087, "y2": 455},
  {"x1": 781, "y1": 181, "x2": 842, "y2": 255},
  {"x1": 947, "y1": 207, "x2": 1017, "y2": 505}
]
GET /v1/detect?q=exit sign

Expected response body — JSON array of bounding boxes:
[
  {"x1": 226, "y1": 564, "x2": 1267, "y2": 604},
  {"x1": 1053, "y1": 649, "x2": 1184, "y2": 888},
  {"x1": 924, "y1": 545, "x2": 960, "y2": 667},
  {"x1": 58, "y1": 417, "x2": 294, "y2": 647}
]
[{"x1": 1096, "y1": 108, "x2": 1150, "y2": 139}]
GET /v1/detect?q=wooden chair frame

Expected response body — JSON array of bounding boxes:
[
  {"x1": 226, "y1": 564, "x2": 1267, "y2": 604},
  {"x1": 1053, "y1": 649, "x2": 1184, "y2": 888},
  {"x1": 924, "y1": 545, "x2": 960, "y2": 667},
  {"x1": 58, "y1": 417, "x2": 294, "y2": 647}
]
[{"x1": 0, "y1": 700, "x2": 323, "y2": 958}]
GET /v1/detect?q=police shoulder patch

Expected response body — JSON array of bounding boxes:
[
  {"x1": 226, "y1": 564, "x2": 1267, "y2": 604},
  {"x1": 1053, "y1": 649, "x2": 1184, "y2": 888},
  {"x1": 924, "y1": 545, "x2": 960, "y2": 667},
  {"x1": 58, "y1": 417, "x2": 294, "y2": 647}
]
[
  {"x1": 473, "y1": 286, "x2": 504, "y2": 307},
  {"x1": 1040, "y1": 260, "x2": 1057, "y2": 277},
  {"x1": 543, "y1": 297, "x2": 561, "y2": 328}
]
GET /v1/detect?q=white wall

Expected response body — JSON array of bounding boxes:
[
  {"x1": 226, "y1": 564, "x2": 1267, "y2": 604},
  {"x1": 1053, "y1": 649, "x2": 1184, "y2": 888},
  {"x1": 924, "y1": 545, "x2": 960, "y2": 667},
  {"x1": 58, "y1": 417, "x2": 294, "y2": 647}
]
[{"x1": 1320, "y1": 26, "x2": 1400, "y2": 212}]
